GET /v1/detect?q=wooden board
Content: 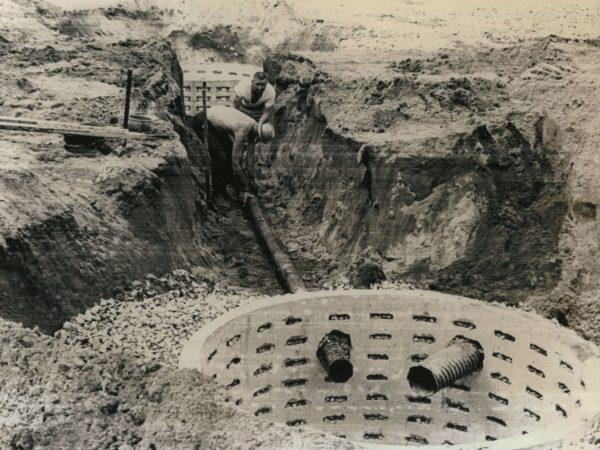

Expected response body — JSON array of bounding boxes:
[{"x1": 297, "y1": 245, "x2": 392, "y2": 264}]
[{"x1": 0, "y1": 116, "x2": 169, "y2": 140}]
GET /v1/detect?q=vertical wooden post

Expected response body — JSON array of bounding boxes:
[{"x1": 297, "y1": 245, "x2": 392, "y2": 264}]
[
  {"x1": 123, "y1": 69, "x2": 133, "y2": 129},
  {"x1": 202, "y1": 81, "x2": 212, "y2": 202},
  {"x1": 202, "y1": 81, "x2": 209, "y2": 146}
]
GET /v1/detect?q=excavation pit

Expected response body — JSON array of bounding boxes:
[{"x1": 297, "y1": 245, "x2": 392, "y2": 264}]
[{"x1": 179, "y1": 290, "x2": 600, "y2": 449}]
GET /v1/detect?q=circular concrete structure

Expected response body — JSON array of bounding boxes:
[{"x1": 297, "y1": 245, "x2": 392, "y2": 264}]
[{"x1": 179, "y1": 289, "x2": 600, "y2": 449}]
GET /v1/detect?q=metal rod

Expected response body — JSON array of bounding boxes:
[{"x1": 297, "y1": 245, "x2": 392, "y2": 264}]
[
  {"x1": 407, "y1": 335, "x2": 484, "y2": 395},
  {"x1": 123, "y1": 69, "x2": 133, "y2": 129}
]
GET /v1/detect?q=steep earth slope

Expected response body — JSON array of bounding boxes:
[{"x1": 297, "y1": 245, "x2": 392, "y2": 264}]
[{"x1": 255, "y1": 37, "x2": 600, "y2": 343}]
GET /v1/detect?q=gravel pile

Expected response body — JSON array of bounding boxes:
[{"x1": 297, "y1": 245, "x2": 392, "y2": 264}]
[
  {"x1": 54, "y1": 269, "x2": 261, "y2": 367},
  {"x1": 0, "y1": 268, "x2": 360, "y2": 450}
]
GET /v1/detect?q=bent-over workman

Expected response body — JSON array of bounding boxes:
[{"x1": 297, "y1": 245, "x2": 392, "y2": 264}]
[
  {"x1": 192, "y1": 105, "x2": 274, "y2": 195},
  {"x1": 233, "y1": 72, "x2": 276, "y2": 131}
]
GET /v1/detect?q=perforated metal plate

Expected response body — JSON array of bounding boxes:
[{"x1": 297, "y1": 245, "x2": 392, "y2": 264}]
[{"x1": 180, "y1": 289, "x2": 600, "y2": 449}]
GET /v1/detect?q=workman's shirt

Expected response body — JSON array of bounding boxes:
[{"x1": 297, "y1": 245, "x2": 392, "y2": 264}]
[{"x1": 233, "y1": 79, "x2": 276, "y2": 120}]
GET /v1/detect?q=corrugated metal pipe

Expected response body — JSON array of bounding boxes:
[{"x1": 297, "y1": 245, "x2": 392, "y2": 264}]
[
  {"x1": 317, "y1": 330, "x2": 353, "y2": 383},
  {"x1": 407, "y1": 335, "x2": 484, "y2": 395}
]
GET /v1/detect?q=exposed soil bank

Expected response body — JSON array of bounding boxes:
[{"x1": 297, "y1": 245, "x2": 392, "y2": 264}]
[
  {"x1": 0, "y1": 35, "x2": 217, "y2": 333},
  {"x1": 257, "y1": 42, "x2": 600, "y2": 327}
]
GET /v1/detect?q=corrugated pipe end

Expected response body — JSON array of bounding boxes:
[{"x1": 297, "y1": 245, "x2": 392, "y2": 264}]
[
  {"x1": 317, "y1": 330, "x2": 353, "y2": 383},
  {"x1": 407, "y1": 335, "x2": 484, "y2": 395}
]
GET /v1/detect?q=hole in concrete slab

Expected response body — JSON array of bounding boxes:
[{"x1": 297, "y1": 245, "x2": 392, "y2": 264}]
[
  {"x1": 493, "y1": 351, "x2": 513, "y2": 363},
  {"x1": 282, "y1": 378, "x2": 307, "y2": 387},
  {"x1": 445, "y1": 398, "x2": 470, "y2": 412},
  {"x1": 365, "y1": 433, "x2": 384, "y2": 440},
  {"x1": 491, "y1": 372, "x2": 511, "y2": 385},
  {"x1": 530, "y1": 343, "x2": 547, "y2": 356},
  {"x1": 494, "y1": 330, "x2": 516, "y2": 342},
  {"x1": 370, "y1": 313, "x2": 393, "y2": 320},
  {"x1": 527, "y1": 365, "x2": 545, "y2": 378},
  {"x1": 413, "y1": 334, "x2": 435, "y2": 344},
  {"x1": 255, "y1": 406, "x2": 271, "y2": 416},
  {"x1": 207, "y1": 349, "x2": 217, "y2": 361},
  {"x1": 407, "y1": 395, "x2": 431, "y2": 404},
  {"x1": 284, "y1": 357, "x2": 309, "y2": 367},
  {"x1": 453, "y1": 319, "x2": 476, "y2": 330},
  {"x1": 253, "y1": 363, "x2": 272, "y2": 376},
  {"x1": 410, "y1": 353, "x2": 428, "y2": 362},
  {"x1": 325, "y1": 395, "x2": 347, "y2": 403},
  {"x1": 556, "y1": 404, "x2": 567, "y2": 418},
  {"x1": 323, "y1": 414, "x2": 345, "y2": 422},
  {"x1": 226, "y1": 379, "x2": 240, "y2": 390},
  {"x1": 413, "y1": 314, "x2": 437, "y2": 323},
  {"x1": 329, "y1": 313, "x2": 350, "y2": 320},
  {"x1": 405, "y1": 434, "x2": 428, "y2": 444},
  {"x1": 446, "y1": 422, "x2": 468, "y2": 432},
  {"x1": 369, "y1": 333, "x2": 391, "y2": 340},
  {"x1": 489, "y1": 392, "x2": 509, "y2": 406},
  {"x1": 286, "y1": 335, "x2": 308, "y2": 345},
  {"x1": 487, "y1": 416, "x2": 507, "y2": 427},
  {"x1": 560, "y1": 360, "x2": 573, "y2": 372},
  {"x1": 256, "y1": 343, "x2": 275, "y2": 353},
  {"x1": 366, "y1": 373, "x2": 388, "y2": 380},
  {"x1": 526, "y1": 386, "x2": 543, "y2": 400},
  {"x1": 287, "y1": 419, "x2": 306, "y2": 426},
  {"x1": 524, "y1": 408, "x2": 541, "y2": 421},
  {"x1": 226, "y1": 334, "x2": 241, "y2": 346},
  {"x1": 252, "y1": 385, "x2": 271, "y2": 397},
  {"x1": 367, "y1": 353, "x2": 389, "y2": 360},
  {"x1": 227, "y1": 357, "x2": 241, "y2": 369},
  {"x1": 257, "y1": 322, "x2": 272, "y2": 333},
  {"x1": 449, "y1": 383, "x2": 471, "y2": 392},
  {"x1": 558, "y1": 382, "x2": 570, "y2": 394},
  {"x1": 407, "y1": 415, "x2": 432, "y2": 424},
  {"x1": 285, "y1": 316, "x2": 302, "y2": 325},
  {"x1": 366, "y1": 393, "x2": 388, "y2": 401},
  {"x1": 365, "y1": 413, "x2": 388, "y2": 421},
  {"x1": 286, "y1": 399, "x2": 307, "y2": 408}
]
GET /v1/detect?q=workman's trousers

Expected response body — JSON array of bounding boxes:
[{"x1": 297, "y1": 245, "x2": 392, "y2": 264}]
[{"x1": 191, "y1": 111, "x2": 235, "y2": 195}]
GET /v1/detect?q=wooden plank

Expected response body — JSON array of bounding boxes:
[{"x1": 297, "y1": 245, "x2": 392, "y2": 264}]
[{"x1": 0, "y1": 116, "x2": 169, "y2": 140}]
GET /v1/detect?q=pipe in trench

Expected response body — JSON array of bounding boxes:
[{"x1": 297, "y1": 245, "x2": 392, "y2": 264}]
[{"x1": 244, "y1": 195, "x2": 306, "y2": 294}]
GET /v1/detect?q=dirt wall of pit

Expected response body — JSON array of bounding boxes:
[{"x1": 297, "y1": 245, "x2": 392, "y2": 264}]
[{"x1": 262, "y1": 53, "x2": 569, "y2": 305}]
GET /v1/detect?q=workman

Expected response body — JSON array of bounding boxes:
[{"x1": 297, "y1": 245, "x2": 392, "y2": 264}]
[
  {"x1": 233, "y1": 71, "x2": 276, "y2": 131},
  {"x1": 192, "y1": 105, "x2": 275, "y2": 197}
]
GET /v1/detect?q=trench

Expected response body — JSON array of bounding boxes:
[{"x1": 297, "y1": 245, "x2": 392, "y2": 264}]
[{"x1": 0, "y1": 40, "x2": 293, "y2": 333}]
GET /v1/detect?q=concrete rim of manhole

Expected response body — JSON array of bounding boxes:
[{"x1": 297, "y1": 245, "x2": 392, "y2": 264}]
[{"x1": 180, "y1": 289, "x2": 600, "y2": 449}]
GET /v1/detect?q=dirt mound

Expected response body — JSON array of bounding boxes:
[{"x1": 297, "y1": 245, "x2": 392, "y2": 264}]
[
  {"x1": 257, "y1": 40, "x2": 600, "y2": 344},
  {"x1": 0, "y1": 271, "x2": 356, "y2": 450}
]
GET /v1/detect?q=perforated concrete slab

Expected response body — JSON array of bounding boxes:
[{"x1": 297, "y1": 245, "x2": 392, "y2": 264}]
[{"x1": 179, "y1": 289, "x2": 600, "y2": 449}]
